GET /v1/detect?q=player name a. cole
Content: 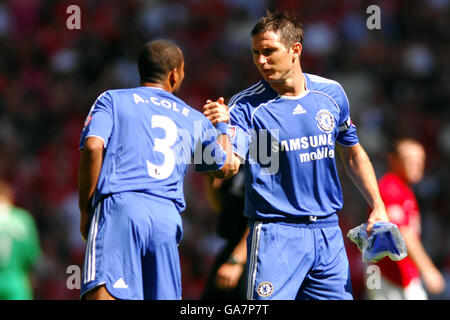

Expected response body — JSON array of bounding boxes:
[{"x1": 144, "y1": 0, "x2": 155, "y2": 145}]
[
  {"x1": 133, "y1": 93, "x2": 190, "y2": 117},
  {"x1": 275, "y1": 133, "x2": 335, "y2": 163}
]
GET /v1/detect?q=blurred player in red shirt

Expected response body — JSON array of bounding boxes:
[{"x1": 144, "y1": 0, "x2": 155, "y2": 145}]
[{"x1": 367, "y1": 138, "x2": 445, "y2": 299}]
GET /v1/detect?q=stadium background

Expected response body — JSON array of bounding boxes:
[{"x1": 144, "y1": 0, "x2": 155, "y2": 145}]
[{"x1": 0, "y1": 0, "x2": 448, "y2": 299}]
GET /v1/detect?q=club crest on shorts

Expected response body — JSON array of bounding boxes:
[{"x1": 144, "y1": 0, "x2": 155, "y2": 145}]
[
  {"x1": 316, "y1": 109, "x2": 335, "y2": 133},
  {"x1": 257, "y1": 281, "x2": 274, "y2": 297}
]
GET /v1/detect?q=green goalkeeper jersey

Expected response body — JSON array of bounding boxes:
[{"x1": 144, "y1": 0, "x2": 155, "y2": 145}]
[{"x1": 0, "y1": 204, "x2": 41, "y2": 299}]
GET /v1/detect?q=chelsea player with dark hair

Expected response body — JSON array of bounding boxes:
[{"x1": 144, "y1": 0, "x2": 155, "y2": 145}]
[
  {"x1": 78, "y1": 39, "x2": 239, "y2": 300},
  {"x1": 203, "y1": 10, "x2": 389, "y2": 300}
]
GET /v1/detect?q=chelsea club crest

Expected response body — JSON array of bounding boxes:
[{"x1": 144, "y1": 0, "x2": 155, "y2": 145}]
[
  {"x1": 257, "y1": 281, "x2": 274, "y2": 297},
  {"x1": 316, "y1": 110, "x2": 335, "y2": 133}
]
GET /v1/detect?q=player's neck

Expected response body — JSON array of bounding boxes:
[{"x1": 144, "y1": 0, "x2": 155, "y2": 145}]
[
  {"x1": 390, "y1": 171, "x2": 411, "y2": 186},
  {"x1": 141, "y1": 82, "x2": 172, "y2": 93},
  {"x1": 268, "y1": 68, "x2": 306, "y2": 97}
]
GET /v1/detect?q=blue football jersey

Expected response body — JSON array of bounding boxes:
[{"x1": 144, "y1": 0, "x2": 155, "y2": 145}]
[
  {"x1": 229, "y1": 73, "x2": 359, "y2": 220},
  {"x1": 79, "y1": 86, "x2": 226, "y2": 213}
]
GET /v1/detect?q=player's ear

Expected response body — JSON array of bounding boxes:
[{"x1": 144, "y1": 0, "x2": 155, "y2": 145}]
[
  {"x1": 292, "y1": 42, "x2": 302, "y2": 61},
  {"x1": 169, "y1": 66, "x2": 184, "y2": 93},
  {"x1": 169, "y1": 68, "x2": 177, "y2": 88}
]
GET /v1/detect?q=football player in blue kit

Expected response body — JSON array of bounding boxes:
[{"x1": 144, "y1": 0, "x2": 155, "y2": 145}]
[
  {"x1": 203, "y1": 11, "x2": 389, "y2": 300},
  {"x1": 78, "y1": 40, "x2": 239, "y2": 300}
]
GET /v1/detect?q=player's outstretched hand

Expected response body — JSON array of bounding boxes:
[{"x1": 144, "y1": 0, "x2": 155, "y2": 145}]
[
  {"x1": 422, "y1": 264, "x2": 446, "y2": 295},
  {"x1": 203, "y1": 97, "x2": 230, "y2": 125}
]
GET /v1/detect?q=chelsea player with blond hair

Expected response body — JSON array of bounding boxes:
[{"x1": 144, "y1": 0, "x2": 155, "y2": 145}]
[{"x1": 203, "y1": 11, "x2": 389, "y2": 300}]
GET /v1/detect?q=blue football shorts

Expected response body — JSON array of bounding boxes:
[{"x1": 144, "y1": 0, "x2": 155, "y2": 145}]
[
  {"x1": 81, "y1": 192, "x2": 183, "y2": 300},
  {"x1": 246, "y1": 214, "x2": 353, "y2": 300}
]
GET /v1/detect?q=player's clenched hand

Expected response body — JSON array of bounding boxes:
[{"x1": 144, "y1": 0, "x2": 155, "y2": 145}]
[
  {"x1": 215, "y1": 262, "x2": 244, "y2": 290},
  {"x1": 203, "y1": 97, "x2": 230, "y2": 125},
  {"x1": 422, "y1": 266, "x2": 445, "y2": 295},
  {"x1": 366, "y1": 204, "x2": 389, "y2": 235}
]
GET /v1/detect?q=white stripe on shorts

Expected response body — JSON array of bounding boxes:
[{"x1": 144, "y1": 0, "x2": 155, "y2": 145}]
[
  {"x1": 83, "y1": 203, "x2": 101, "y2": 284},
  {"x1": 247, "y1": 221, "x2": 262, "y2": 300}
]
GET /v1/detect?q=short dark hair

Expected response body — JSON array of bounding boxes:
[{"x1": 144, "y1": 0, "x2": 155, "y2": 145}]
[
  {"x1": 388, "y1": 137, "x2": 423, "y2": 155},
  {"x1": 138, "y1": 40, "x2": 183, "y2": 83},
  {"x1": 251, "y1": 10, "x2": 304, "y2": 49}
]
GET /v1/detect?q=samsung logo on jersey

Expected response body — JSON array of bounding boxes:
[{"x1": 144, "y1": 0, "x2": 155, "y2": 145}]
[
  {"x1": 275, "y1": 134, "x2": 335, "y2": 163},
  {"x1": 278, "y1": 134, "x2": 333, "y2": 152}
]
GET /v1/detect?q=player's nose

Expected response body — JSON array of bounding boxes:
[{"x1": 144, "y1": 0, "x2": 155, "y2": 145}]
[{"x1": 255, "y1": 54, "x2": 267, "y2": 66}]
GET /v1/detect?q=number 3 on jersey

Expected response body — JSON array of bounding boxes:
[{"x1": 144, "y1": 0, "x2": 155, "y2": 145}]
[{"x1": 147, "y1": 115, "x2": 177, "y2": 180}]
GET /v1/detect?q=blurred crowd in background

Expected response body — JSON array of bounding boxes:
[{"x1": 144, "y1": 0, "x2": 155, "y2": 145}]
[{"x1": 0, "y1": 0, "x2": 448, "y2": 299}]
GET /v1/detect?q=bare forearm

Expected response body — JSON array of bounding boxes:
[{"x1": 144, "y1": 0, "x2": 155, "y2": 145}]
[
  {"x1": 203, "y1": 98, "x2": 240, "y2": 179},
  {"x1": 78, "y1": 139, "x2": 104, "y2": 213},
  {"x1": 215, "y1": 227, "x2": 249, "y2": 289},
  {"x1": 211, "y1": 134, "x2": 241, "y2": 179},
  {"x1": 230, "y1": 227, "x2": 249, "y2": 264},
  {"x1": 400, "y1": 226, "x2": 445, "y2": 294},
  {"x1": 400, "y1": 226, "x2": 437, "y2": 275},
  {"x1": 338, "y1": 143, "x2": 384, "y2": 210},
  {"x1": 337, "y1": 143, "x2": 388, "y2": 232}
]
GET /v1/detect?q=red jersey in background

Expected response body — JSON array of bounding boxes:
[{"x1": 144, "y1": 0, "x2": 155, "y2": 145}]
[{"x1": 376, "y1": 173, "x2": 421, "y2": 287}]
